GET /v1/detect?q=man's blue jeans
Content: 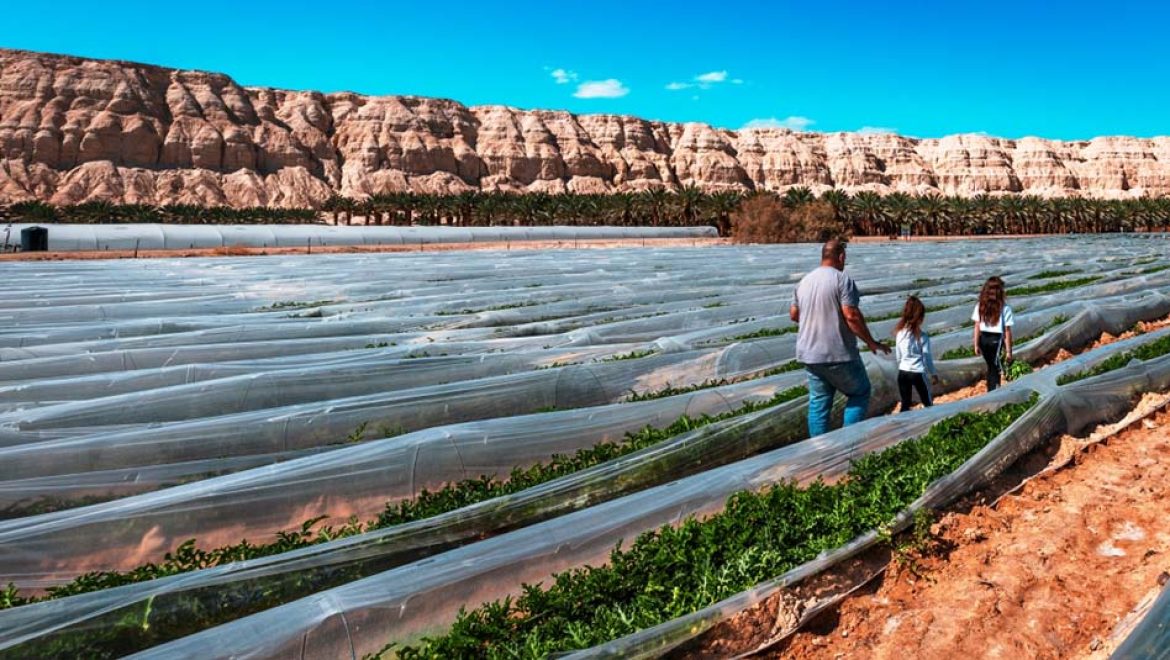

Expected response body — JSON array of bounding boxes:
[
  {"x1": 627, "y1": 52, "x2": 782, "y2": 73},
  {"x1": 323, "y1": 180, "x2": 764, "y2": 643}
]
[{"x1": 805, "y1": 359, "x2": 872, "y2": 437}]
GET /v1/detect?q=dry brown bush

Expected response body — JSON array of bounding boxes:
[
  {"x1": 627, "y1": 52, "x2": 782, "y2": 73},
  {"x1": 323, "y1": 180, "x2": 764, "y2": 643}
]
[{"x1": 731, "y1": 197, "x2": 850, "y2": 243}]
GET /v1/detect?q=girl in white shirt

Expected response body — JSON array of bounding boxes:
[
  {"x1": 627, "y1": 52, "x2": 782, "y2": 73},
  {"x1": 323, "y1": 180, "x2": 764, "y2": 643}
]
[
  {"x1": 972, "y1": 276, "x2": 1014, "y2": 391},
  {"x1": 894, "y1": 295, "x2": 939, "y2": 412}
]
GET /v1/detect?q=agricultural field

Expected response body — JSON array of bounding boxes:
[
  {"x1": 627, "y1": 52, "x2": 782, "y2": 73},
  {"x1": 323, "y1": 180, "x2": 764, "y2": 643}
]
[{"x1": 0, "y1": 235, "x2": 1169, "y2": 658}]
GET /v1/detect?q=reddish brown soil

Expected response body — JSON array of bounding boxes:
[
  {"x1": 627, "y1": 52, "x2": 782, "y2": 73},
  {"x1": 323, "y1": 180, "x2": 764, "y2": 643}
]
[
  {"x1": 678, "y1": 391, "x2": 1170, "y2": 659},
  {"x1": 770, "y1": 397, "x2": 1170, "y2": 660}
]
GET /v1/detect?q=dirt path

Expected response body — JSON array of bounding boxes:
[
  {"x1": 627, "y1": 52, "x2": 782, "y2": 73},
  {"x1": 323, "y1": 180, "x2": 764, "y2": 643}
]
[
  {"x1": 765, "y1": 394, "x2": 1170, "y2": 660},
  {"x1": 673, "y1": 316, "x2": 1170, "y2": 658}
]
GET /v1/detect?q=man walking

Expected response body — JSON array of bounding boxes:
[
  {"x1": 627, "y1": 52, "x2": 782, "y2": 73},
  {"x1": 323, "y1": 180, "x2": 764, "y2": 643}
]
[{"x1": 789, "y1": 240, "x2": 889, "y2": 436}]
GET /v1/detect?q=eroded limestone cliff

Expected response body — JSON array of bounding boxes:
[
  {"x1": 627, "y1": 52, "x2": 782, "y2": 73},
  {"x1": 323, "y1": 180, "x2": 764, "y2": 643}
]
[{"x1": 2, "y1": 48, "x2": 1167, "y2": 207}]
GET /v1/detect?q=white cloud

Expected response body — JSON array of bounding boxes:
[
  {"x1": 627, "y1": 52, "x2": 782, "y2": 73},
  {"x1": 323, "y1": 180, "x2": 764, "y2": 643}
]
[
  {"x1": 550, "y1": 68, "x2": 578, "y2": 84},
  {"x1": 857, "y1": 126, "x2": 897, "y2": 134},
  {"x1": 573, "y1": 79, "x2": 630, "y2": 99},
  {"x1": 742, "y1": 116, "x2": 815, "y2": 131},
  {"x1": 668, "y1": 70, "x2": 743, "y2": 92}
]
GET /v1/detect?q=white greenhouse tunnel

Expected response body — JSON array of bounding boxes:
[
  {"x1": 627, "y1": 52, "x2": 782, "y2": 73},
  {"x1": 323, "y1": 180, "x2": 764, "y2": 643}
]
[{"x1": 1, "y1": 223, "x2": 718, "y2": 251}]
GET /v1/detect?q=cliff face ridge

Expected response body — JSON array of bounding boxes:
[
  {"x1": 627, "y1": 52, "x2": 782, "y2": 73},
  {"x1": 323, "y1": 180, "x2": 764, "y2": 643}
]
[{"x1": 2, "y1": 48, "x2": 1168, "y2": 207}]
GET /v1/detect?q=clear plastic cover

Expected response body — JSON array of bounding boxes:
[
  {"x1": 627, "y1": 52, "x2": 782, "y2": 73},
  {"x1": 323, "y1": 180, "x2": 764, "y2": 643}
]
[
  {"x1": 4, "y1": 224, "x2": 718, "y2": 252},
  {"x1": 0, "y1": 236, "x2": 1167, "y2": 657}
]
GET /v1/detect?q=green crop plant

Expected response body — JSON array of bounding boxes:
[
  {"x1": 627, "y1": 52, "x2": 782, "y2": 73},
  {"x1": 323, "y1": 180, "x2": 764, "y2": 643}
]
[
  {"x1": 730, "y1": 326, "x2": 797, "y2": 341},
  {"x1": 1006, "y1": 276, "x2": 1101, "y2": 297},
  {"x1": 601, "y1": 349, "x2": 657, "y2": 362},
  {"x1": 436, "y1": 301, "x2": 541, "y2": 316},
  {"x1": 253, "y1": 300, "x2": 337, "y2": 312},
  {"x1": 941, "y1": 345, "x2": 977, "y2": 360},
  {"x1": 757, "y1": 360, "x2": 805, "y2": 376},
  {"x1": 386, "y1": 398, "x2": 1035, "y2": 659},
  {"x1": 363, "y1": 341, "x2": 397, "y2": 349},
  {"x1": 1057, "y1": 334, "x2": 1170, "y2": 384},
  {"x1": 625, "y1": 379, "x2": 730, "y2": 402},
  {"x1": 1029, "y1": 269, "x2": 1082, "y2": 280},
  {"x1": 1004, "y1": 360, "x2": 1034, "y2": 381}
]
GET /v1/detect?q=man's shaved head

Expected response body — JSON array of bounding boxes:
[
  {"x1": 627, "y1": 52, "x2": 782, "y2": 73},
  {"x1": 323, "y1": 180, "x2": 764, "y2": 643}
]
[{"x1": 821, "y1": 239, "x2": 846, "y2": 263}]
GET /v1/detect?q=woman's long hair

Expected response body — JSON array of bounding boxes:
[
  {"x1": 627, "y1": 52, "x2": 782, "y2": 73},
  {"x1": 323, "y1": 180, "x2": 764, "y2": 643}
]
[
  {"x1": 894, "y1": 295, "x2": 926, "y2": 340},
  {"x1": 978, "y1": 276, "x2": 1006, "y2": 326}
]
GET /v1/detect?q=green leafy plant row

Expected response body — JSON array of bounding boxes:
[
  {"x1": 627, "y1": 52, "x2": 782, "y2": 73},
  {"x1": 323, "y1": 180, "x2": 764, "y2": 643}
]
[
  {"x1": 386, "y1": 397, "x2": 1037, "y2": 659},
  {"x1": 253, "y1": 299, "x2": 337, "y2": 312},
  {"x1": 625, "y1": 379, "x2": 730, "y2": 402},
  {"x1": 377, "y1": 385, "x2": 807, "y2": 528},
  {"x1": 766, "y1": 360, "x2": 807, "y2": 374},
  {"x1": 1056, "y1": 333, "x2": 1170, "y2": 385},
  {"x1": 1029, "y1": 269, "x2": 1082, "y2": 280},
  {"x1": 1, "y1": 386, "x2": 808, "y2": 612},
  {"x1": 0, "y1": 386, "x2": 811, "y2": 659},
  {"x1": 1006, "y1": 276, "x2": 1101, "y2": 297},
  {"x1": 601, "y1": 349, "x2": 658, "y2": 362},
  {"x1": 435, "y1": 301, "x2": 541, "y2": 316},
  {"x1": 730, "y1": 326, "x2": 797, "y2": 341}
]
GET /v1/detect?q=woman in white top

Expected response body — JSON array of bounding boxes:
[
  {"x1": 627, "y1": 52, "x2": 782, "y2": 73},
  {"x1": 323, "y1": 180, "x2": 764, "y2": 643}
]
[
  {"x1": 972, "y1": 276, "x2": 1014, "y2": 391},
  {"x1": 894, "y1": 296, "x2": 939, "y2": 412}
]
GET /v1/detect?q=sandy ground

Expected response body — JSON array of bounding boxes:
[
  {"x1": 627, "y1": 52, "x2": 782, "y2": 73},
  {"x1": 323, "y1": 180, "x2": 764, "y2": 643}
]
[
  {"x1": 765, "y1": 395, "x2": 1170, "y2": 660},
  {"x1": 673, "y1": 316, "x2": 1170, "y2": 659}
]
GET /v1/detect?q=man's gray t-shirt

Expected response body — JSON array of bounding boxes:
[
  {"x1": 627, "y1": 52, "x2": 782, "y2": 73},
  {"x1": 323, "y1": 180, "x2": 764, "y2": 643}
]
[{"x1": 792, "y1": 266, "x2": 862, "y2": 364}]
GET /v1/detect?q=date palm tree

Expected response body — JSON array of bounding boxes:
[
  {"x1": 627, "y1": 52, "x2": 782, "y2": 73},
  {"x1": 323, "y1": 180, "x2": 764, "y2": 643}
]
[
  {"x1": 781, "y1": 186, "x2": 815, "y2": 208},
  {"x1": 851, "y1": 191, "x2": 884, "y2": 236}
]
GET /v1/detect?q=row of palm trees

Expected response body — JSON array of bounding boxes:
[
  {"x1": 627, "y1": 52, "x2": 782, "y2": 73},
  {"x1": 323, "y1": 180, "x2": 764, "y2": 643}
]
[
  {"x1": 324, "y1": 188, "x2": 1170, "y2": 236},
  {"x1": 812, "y1": 189, "x2": 1170, "y2": 236},
  {"x1": 318, "y1": 188, "x2": 741, "y2": 231},
  {"x1": 4, "y1": 189, "x2": 1169, "y2": 236},
  {"x1": 1, "y1": 200, "x2": 317, "y2": 225}
]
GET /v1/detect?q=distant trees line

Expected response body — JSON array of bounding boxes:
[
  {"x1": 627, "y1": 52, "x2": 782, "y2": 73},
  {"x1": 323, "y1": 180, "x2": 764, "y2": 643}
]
[{"x1": 3, "y1": 188, "x2": 1170, "y2": 238}]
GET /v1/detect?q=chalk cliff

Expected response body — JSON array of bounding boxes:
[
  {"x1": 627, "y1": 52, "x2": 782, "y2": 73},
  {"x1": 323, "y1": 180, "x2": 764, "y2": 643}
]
[{"x1": 2, "y1": 49, "x2": 1167, "y2": 207}]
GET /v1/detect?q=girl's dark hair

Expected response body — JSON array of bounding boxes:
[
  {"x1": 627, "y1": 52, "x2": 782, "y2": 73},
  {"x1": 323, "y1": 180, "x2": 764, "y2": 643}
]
[
  {"x1": 894, "y1": 295, "x2": 926, "y2": 339},
  {"x1": 978, "y1": 276, "x2": 1006, "y2": 325}
]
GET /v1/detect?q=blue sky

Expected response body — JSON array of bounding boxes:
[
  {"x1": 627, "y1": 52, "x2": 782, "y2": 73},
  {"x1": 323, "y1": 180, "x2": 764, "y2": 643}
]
[{"x1": 2, "y1": 0, "x2": 1167, "y2": 140}]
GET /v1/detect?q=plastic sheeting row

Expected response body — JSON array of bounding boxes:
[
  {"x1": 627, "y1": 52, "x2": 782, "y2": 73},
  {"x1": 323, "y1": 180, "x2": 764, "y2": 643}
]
[
  {"x1": 110, "y1": 326, "x2": 1170, "y2": 659},
  {"x1": 0, "y1": 237, "x2": 1168, "y2": 656},
  {"x1": 0, "y1": 290, "x2": 1163, "y2": 587},
  {"x1": 3, "y1": 324, "x2": 1169, "y2": 657},
  {"x1": 3, "y1": 223, "x2": 718, "y2": 252}
]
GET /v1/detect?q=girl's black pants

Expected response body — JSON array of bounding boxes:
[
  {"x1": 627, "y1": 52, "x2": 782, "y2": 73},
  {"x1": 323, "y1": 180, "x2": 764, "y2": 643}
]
[
  {"x1": 979, "y1": 331, "x2": 1004, "y2": 390},
  {"x1": 897, "y1": 370, "x2": 932, "y2": 412}
]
